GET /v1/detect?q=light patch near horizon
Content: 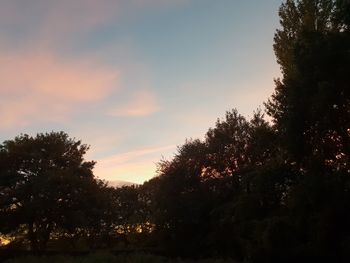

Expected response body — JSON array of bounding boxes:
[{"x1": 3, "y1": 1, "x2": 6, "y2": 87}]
[{"x1": 94, "y1": 144, "x2": 176, "y2": 184}]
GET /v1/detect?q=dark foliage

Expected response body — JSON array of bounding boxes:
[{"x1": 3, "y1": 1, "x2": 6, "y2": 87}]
[{"x1": 0, "y1": 132, "x2": 110, "y2": 250}]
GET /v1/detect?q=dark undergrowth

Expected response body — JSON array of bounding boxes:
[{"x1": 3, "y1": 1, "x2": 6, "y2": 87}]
[{"x1": 1, "y1": 250, "x2": 239, "y2": 263}]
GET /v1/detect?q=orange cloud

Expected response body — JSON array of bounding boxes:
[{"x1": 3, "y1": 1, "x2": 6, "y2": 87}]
[
  {"x1": 108, "y1": 90, "x2": 159, "y2": 117},
  {"x1": 0, "y1": 50, "x2": 119, "y2": 129}
]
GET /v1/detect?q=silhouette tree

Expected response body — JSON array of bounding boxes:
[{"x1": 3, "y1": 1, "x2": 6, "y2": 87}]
[
  {"x1": 0, "y1": 132, "x2": 105, "y2": 250},
  {"x1": 144, "y1": 110, "x2": 280, "y2": 258},
  {"x1": 150, "y1": 139, "x2": 209, "y2": 256},
  {"x1": 264, "y1": 0, "x2": 350, "y2": 261},
  {"x1": 266, "y1": 0, "x2": 350, "y2": 169}
]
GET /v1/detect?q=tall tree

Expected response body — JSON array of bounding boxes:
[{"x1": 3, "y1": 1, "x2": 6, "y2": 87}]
[
  {"x1": 266, "y1": 0, "x2": 350, "y2": 170},
  {"x1": 265, "y1": 1, "x2": 350, "y2": 261}
]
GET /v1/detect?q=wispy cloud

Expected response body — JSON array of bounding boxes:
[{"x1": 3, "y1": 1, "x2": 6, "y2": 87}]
[
  {"x1": 0, "y1": 50, "x2": 119, "y2": 129},
  {"x1": 108, "y1": 90, "x2": 160, "y2": 117}
]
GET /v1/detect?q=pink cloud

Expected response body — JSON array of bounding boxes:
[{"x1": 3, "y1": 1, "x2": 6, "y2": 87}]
[
  {"x1": 0, "y1": 50, "x2": 119, "y2": 129},
  {"x1": 108, "y1": 90, "x2": 159, "y2": 117}
]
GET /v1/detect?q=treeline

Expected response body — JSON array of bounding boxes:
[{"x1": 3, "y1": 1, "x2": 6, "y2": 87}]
[{"x1": 1, "y1": 0, "x2": 350, "y2": 262}]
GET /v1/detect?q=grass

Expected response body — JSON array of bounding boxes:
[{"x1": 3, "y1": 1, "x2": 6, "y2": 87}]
[{"x1": 3, "y1": 251, "x2": 239, "y2": 263}]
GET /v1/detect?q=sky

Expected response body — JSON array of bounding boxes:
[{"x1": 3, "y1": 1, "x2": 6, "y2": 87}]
[{"x1": 0, "y1": 0, "x2": 283, "y2": 184}]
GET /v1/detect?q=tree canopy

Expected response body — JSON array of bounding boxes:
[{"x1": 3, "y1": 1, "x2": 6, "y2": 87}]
[{"x1": 0, "y1": 132, "x2": 108, "y2": 250}]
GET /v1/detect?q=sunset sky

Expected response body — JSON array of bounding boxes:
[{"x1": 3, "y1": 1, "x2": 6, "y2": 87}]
[{"x1": 0, "y1": 0, "x2": 282, "y2": 184}]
